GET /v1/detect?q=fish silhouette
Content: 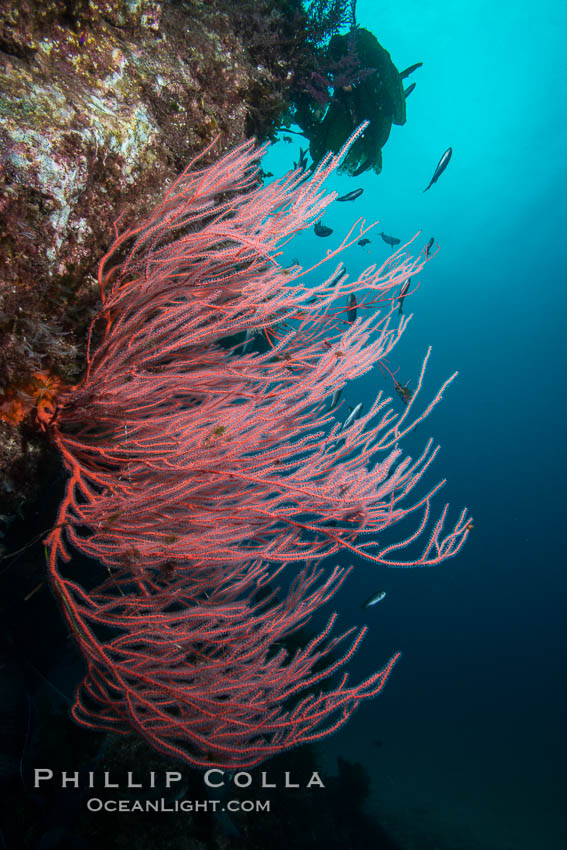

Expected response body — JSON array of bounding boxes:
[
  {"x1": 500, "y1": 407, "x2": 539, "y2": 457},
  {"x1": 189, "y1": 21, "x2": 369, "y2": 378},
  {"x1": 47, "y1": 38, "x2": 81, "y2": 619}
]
[
  {"x1": 380, "y1": 232, "x2": 401, "y2": 246},
  {"x1": 314, "y1": 222, "x2": 333, "y2": 237},
  {"x1": 424, "y1": 148, "x2": 452, "y2": 192},
  {"x1": 336, "y1": 188, "x2": 363, "y2": 202}
]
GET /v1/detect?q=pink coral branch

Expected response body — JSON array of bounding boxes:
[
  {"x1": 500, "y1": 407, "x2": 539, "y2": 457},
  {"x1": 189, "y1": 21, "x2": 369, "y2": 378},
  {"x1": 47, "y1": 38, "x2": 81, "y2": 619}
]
[{"x1": 45, "y1": 125, "x2": 470, "y2": 768}]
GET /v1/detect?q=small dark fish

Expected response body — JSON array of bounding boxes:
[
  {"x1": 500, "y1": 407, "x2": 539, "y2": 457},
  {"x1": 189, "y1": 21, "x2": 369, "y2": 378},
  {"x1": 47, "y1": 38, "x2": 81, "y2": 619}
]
[
  {"x1": 336, "y1": 188, "x2": 364, "y2": 202},
  {"x1": 330, "y1": 267, "x2": 348, "y2": 287},
  {"x1": 400, "y1": 62, "x2": 423, "y2": 79},
  {"x1": 346, "y1": 292, "x2": 357, "y2": 324},
  {"x1": 398, "y1": 278, "x2": 411, "y2": 314},
  {"x1": 329, "y1": 388, "x2": 342, "y2": 410},
  {"x1": 424, "y1": 147, "x2": 452, "y2": 192},
  {"x1": 314, "y1": 222, "x2": 333, "y2": 237},
  {"x1": 404, "y1": 82, "x2": 416, "y2": 98},
  {"x1": 393, "y1": 379, "x2": 413, "y2": 405},
  {"x1": 425, "y1": 237, "x2": 435, "y2": 258},
  {"x1": 294, "y1": 147, "x2": 309, "y2": 171},
  {"x1": 358, "y1": 238, "x2": 371, "y2": 246},
  {"x1": 380, "y1": 232, "x2": 401, "y2": 246},
  {"x1": 342, "y1": 402, "x2": 363, "y2": 431},
  {"x1": 362, "y1": 590, "x2": 386, "y2": 609},
  {"x1": 283, "y1": 136, "x2": 292, "y2": 143}
]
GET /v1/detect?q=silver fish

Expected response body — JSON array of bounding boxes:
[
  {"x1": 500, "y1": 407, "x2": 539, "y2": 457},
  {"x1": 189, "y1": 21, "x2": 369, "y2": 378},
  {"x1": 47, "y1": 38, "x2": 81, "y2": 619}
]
[
  {"x1": 329, "y1": 388, "x2": 342, "y2": 410},
  {"x1": 362, "y1": 590, "x2": 386, "y2": 609},
  {"x1": 424, "y1": 147, "x2": 452, "y2": 192},
  {"x1": 331, "y1": 267, "x2": 348, "y2": 286},
  {"x1": 342, "y1": 402, "x2": 363, "y2": 431},
  {"x1": 398, "y1": 278, "x2": 411, "y2": 314}
]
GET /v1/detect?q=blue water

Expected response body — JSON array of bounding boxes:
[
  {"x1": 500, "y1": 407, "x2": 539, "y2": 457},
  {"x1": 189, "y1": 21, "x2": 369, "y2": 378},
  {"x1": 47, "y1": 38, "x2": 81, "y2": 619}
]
[{"x1": 263, "y1": 1, "x2": 567, "y2": 847}]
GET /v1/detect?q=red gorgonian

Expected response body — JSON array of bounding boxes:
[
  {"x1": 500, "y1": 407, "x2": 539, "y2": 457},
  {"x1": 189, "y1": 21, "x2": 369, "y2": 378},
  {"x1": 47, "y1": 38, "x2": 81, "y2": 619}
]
[{"x1": 43, "y1": 125, "x2": 470, "y2": 768}]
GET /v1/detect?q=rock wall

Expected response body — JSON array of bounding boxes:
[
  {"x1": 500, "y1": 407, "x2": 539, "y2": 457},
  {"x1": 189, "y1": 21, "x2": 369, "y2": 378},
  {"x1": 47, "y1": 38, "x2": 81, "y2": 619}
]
[{"x1": 0, "y1": 0, "x2": 301, "y2": 513}]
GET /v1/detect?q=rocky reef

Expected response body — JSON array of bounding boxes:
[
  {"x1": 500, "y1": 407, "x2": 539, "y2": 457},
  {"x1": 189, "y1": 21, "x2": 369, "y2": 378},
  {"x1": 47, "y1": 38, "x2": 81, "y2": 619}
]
[{"x1": 0, "y1": 0, "x2": 304, "y2": 513}]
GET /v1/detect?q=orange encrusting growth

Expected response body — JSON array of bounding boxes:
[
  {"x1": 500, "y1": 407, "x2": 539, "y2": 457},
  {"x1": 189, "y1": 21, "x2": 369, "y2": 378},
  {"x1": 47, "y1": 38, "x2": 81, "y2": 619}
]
[{"x1": 0, "y1": 370, "x2": 64, "y2": 426}]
